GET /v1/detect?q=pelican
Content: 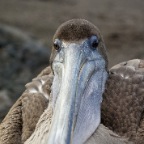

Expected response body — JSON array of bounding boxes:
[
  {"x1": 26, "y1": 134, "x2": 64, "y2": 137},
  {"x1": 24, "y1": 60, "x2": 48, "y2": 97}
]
[{"x1": 0, "y1": 19, "x2": 144, "y2": 144}]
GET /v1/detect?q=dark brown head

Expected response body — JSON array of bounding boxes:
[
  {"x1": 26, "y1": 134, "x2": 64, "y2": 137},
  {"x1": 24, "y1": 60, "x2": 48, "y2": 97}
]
[
  {"x1": 48, "y1": 19, "x2": 108, "y2": 144},
  {"x1": 50, "y1": 19, "x2": 108, "y2": 69}
]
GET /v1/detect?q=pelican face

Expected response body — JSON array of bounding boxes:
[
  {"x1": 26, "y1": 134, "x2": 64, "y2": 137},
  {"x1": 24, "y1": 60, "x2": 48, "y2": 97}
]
[{"x1": 48, "y1": 19, "x2": 108, "y2": 144}]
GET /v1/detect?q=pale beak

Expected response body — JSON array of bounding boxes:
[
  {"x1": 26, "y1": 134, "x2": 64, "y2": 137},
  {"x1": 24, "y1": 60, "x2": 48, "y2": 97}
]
[{"x1": 47, "y1": 41, "x2": 107, "y2": 144}]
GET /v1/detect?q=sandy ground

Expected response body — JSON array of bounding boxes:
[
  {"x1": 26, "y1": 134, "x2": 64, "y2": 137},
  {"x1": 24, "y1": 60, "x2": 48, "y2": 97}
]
[{"x1": 0, "y1": 0, "x2": 144, "y2": 67}]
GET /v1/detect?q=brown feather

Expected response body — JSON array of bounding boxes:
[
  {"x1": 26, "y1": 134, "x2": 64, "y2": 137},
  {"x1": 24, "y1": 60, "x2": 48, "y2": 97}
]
[
  {"x1": 0, "y1": 19, "x2": 143, "y2": 144},
  {"x1": 21, "y1": 93, "x2": 48, "y2": 143},
  {"x1": 0, "y1": 65, "x2": 132, "y2": 144},
  {"x1": 102, "y1": 59, "x2": 144, "y2": 144},
  {"x1": 50, "y1": 19, "x2": 108, "y2": 70},
  {"x1": 53, "y1": 19, "x2": 100, "y2": 41},
  {"x1": 0, "y1": 97, "x2": 22, "y2": 144},
  {"x1": 0, "y1": 67, "x2": 52, "y2": 144}
]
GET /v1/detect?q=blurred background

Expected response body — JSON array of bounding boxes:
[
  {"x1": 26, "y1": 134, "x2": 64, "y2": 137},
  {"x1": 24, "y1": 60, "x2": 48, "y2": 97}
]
[{"x1": 0, "y1": 0, "x2": 144, "y2": 122}]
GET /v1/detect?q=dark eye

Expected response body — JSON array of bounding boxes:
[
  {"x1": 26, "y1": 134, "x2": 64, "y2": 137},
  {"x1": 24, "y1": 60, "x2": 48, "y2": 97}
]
[
  {"x1": 92, "y1": 40, "x2": 99, "y2": 48},
  {"x1": 53, "y1": 39, "x2": 61, "y2": 51},
  {"x1": 90, "y1": 36, "x2": 99, "y2": 49}
]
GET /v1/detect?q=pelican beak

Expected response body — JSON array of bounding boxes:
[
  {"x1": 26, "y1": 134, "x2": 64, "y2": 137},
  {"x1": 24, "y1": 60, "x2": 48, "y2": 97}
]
[{"x1": 47, "y1": 40, "x2": 107, "y2": 144}]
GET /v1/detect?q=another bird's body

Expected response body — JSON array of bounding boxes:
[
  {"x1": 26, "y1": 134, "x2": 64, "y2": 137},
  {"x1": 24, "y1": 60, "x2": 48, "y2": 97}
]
[{"x1": 0, "y1": 19, "x2": 144, "y2": 144}]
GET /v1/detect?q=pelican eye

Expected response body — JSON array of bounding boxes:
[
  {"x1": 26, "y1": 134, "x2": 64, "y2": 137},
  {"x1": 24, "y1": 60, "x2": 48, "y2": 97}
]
[
  {"x1": 90, "y1": 36, "x2": 99, "y2": 49},
  {"x1": 53, "y1": 39, "x2": 61, "y2": 51}
]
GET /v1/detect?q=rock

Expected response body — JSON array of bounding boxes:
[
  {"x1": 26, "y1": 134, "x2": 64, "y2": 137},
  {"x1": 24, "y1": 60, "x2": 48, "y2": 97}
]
[
  {"x1": 0, "y1": 24, "x2": 51, "y2": 121},
  {"x1": 0, "y1": 90, "x2": 12, "y2": 121}
]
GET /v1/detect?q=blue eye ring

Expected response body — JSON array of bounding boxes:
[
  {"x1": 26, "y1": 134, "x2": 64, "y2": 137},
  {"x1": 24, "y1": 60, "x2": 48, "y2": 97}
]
[
  {"x1": 53, "y1": 39, "x2": 61, "y2": 51},
  {"x1": 90, "y1": 36, "x2": 99, "y2": 49}
]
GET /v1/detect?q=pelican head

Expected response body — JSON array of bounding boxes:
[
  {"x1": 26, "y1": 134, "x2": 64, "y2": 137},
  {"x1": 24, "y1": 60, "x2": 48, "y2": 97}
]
[{"x1": 48, "y1": 19, "x2": 108, "y2": 144}]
